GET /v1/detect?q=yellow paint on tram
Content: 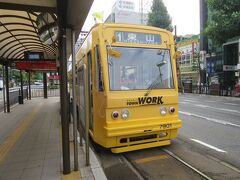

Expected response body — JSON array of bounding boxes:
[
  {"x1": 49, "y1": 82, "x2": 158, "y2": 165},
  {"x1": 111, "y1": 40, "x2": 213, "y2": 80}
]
[{"x1": 75, "y1": 23, "x2": 181, "y2": 153}]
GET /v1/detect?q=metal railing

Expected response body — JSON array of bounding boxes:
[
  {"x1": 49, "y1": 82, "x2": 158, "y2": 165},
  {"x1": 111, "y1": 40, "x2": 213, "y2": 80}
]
[
  {"x1": 180, "y1": 83, "x2": 240, "y2": 97},
  {"x1": 0, "y1": 87, "x2": 60, "y2": 112},
  {"x1": 31, "y1": 88, "x2": 60, "y2": 98}
]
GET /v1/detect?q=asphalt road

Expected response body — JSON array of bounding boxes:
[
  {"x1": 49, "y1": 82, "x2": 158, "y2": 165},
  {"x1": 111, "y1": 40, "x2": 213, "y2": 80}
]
[
  {"x1": 178, "y1": 93, "x2": 240, "y2": 169},
  {"x1": 96, "y1": 93, "x2": 240, "y2": 180}
]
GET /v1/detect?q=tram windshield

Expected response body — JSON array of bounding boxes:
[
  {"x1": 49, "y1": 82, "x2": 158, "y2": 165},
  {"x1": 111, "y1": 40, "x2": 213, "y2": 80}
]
[{"x1": 108, "y1": 46, "x2": 174, "y2": 90}]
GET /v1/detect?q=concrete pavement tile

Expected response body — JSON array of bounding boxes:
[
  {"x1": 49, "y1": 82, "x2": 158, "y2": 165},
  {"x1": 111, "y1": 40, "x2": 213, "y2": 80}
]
[
  {"x1": 43, "y1": 157, "x2": 61, "y2": 168},
  {"x1": 20, "y1": 176, "x2": 41, "y2": 180},
  {"x1": 80, "y1": 166, "x2": 92, "y2": 178},
  {"x1": 42, "y1": 165, "x2": 60, "y2": 174},
  {"x1": 0, "y1": 169, "x2": 23, "y2": 180},
  {"x1": 46, "y1": 147, "x2": 60, "y2": 153},
  {"x1": 28, "y1": 154, "x2": 45, "y2": 161},
  {"x1": 0, "y1": 163, "x2": 6, "y2": 174},
  {"x1": 26, "y1": 159, "x2": 44, "y2": 169},
  {"x1": 29, "y1": 149, "x2": 45, "y2": 157},
  {"x1": 21, "y1": 167, "x2": 42, "y2": 178},
  {"x1": 91, "y1": 167, "x2": 107, "y2": 180},
  {"x1": 3, "y1": 155, "x2": 28, "y2": 164},
  {"x1": 41, "y1": 174, "x2": 60, "y2": 180},
  {"x1": 31, "y1": 143, "x2": 47, "y2": 150},
  {"x1": 82, "y1": 175, "x2": 94, "y2": 180},
  {"x1": 1, "y1": 161, "x2": 27, "y2": 171},
  {"x1": 9, "y1": 150, "x2": 31, "y2": 157},
  {"x1": 15, "y1": 146, "x2": 32, "y2": 152},
  {"x1": 45, "y1": 151, "x2": 61, "y2": 159}
]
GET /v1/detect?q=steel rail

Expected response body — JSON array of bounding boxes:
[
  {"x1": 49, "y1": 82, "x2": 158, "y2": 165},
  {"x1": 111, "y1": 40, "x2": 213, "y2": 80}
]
[{"x1": 162, "y1": 148, "x2": 213, "y2": 180}]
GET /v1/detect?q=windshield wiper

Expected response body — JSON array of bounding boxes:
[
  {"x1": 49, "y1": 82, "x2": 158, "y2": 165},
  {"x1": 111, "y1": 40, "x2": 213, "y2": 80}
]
[
  {"x1": 144, "y1": 50, "x2": 166, "y2": 96},
  {"x1": 144, "y1": 78, "x2": 160, "y2": 96}
]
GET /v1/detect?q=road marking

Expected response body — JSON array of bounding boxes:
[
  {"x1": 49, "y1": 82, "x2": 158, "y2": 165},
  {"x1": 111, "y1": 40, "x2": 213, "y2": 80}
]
[
  {"x1": 184, "y1": 100, "x2": 199, "y2": 103},
  {"x1": 204, "y1": 100, "x2": 217, "y2": 103},
  {"x1": 179, "y1": 111, "x2": 240, "y2": 128},
  {"x1": 195, "y1": 104, "x2": 209, "y2": 108},
  {"x1": 223, "y1": 102, "x2": 238, "y2": 106},
  {"x1": 180, "y1": 102, "x2": 240, "y2": 114},
  {"x1": 135, "y1": 154, "x2": 168, "y2": 164},
  {"x1": 191, "y1": 139, "x2": 226, "y2": 153},
  {"x1": 0, "y1": 103, "x2": 42, "y2": 163}
]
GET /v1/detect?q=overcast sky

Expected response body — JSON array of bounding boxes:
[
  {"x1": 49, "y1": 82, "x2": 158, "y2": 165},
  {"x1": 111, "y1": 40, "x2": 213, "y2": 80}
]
[{"x1": 82, "y1": 0, "x2": 200, "y2": 36}]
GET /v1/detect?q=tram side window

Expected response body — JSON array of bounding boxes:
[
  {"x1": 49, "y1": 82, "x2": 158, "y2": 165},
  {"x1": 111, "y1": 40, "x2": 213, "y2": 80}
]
[
  {"x1": 78, "y1": 67, "x2": 86, "y2": 127},
  {"x1": 95, "y1": 45, "x2": 104, "y2": 91}
]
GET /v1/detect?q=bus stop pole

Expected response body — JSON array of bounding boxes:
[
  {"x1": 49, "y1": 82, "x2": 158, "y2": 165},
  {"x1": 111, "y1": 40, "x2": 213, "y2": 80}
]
[
  {"x1": 28, "y1": 72, "x2": 31, "y2": 100},
  {"x1": 71, "y1": 29, "x2": 78, "y2": 171},
  {"x1": 43, "y1": 73, "x2": 48, "y2": 99},
  {"x1": 2, "y1": 64, "x2": 6, "y2": 113},
  {"x1": 84, "y1": 64, "x2": 90, "y2": 166},
  {"x1": 5, "y1": 64, "x2": 10, "y2": 113},
  {"x1": 20, "y1": 70, "x2": 24, "y2": 104}
]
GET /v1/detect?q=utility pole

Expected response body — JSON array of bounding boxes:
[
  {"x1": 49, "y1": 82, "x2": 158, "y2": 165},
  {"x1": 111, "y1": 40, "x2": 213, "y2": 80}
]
[{"x1": 174, "y1": 25, "x2": 184, "y2": 93}]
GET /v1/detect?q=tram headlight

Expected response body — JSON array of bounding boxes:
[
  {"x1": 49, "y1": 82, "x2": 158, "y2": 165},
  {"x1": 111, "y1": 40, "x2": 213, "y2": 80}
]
[
  {"x1": 169, "y1": 107, "x2": 175, "y2": 114},
  {"x1": 160, "y1": 107, "x2": 167, "y2": 116},
  {"x1": 112, "y1": 111, "x2": 119, "y2": 119},
  {"x1": 121, "y1": 109, "x2": 129, "y2": 120}
]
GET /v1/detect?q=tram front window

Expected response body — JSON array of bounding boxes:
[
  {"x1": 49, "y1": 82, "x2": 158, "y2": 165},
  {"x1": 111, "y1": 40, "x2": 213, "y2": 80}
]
[{"x1": 108, "y1": 46, "x2": 174, "y2": 90}]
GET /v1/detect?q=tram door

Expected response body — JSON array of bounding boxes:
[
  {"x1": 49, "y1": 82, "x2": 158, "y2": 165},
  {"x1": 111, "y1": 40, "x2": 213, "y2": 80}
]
[{"x1": 87, "y1": 52, "x2": 93, "y2": 130}]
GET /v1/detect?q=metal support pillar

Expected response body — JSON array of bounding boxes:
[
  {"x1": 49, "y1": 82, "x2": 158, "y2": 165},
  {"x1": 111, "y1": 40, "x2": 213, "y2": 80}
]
[
  {"x1": 28, "y1": 72, "x2": 31, "y2": 100},
  {"x1": 20, "y1": 70, "x2": 24, "y2": 104},
  {"x1": 2, "y1": 65, "x2": 6, "y2": 113},
  {"x1": 58, "y1": 0, "x2": 70, "y2": 174},
  {"x1": 71, "y1": 29, "x2": 78, "y2": 171},
  {"x1": 43, "y1": 73, "x2": 48, "y2": 99},
  {"x1": 59, "y1": 27, "x2": 70, "y2": 175},
  {"x1": 5, "y1": 64, "x2": 10, "y2": 113}
]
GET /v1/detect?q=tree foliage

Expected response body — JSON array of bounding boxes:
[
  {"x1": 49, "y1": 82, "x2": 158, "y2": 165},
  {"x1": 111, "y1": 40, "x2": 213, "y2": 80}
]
[
  {"x1": 205, "y1": 0, "x2": 240, "y2": 45},
  {"x1": 147, "y1": 0, "x2": 173, "y2": 31}
]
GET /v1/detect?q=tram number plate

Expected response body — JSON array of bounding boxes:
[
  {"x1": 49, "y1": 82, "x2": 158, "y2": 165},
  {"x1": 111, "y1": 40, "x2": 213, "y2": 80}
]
[{"x1": 160, "y1": 124, "x2": 172, "y2": 129}]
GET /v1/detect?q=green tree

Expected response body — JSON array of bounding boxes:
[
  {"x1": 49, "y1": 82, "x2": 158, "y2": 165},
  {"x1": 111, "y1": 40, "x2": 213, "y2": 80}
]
[
  {"x1": 32, "y1": 72, "x2": 43, "y2": 81},
  {"x1": 205, "y1": 0, "x2": 240, "y2": 45},
  {"x1": 147, "y1": 0, "x2": 173, "y2": 31}
]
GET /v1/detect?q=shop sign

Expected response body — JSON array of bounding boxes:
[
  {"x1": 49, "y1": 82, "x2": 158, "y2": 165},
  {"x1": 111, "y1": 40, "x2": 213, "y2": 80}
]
[{"x1": 223, "y1": 65, "x2": 237, "y2": 71}]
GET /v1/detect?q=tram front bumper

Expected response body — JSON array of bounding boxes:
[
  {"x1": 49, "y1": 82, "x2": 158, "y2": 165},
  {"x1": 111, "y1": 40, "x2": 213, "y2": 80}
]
[
  {"x1": 104, "y1": 119, "x2": 181, "y2": 137},
  {"x1": 111, "y1": 140, "x2": 171, "y2": 153}
]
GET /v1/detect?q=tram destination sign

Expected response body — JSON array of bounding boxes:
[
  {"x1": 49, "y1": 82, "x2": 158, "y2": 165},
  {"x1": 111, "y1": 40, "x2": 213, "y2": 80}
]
[{"x1": 115, "y1": 31, "x2": 161, "y2": 45}]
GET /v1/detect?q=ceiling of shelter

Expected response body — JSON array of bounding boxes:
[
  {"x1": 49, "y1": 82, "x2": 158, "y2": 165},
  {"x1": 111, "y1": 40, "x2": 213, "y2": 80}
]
[
  {"x1": 0, "y1": 0, "x2": 94, "y2": 63},
  {"x1": 0, "y1": 9, "x2": 57, "y2": 61}
]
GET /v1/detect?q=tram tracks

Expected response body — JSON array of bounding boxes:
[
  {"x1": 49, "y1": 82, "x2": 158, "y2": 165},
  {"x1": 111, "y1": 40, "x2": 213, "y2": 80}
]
[
  {"x1": 95, "y1": 142, "x2": 240, "y2": 180},
  {"x1": 119, "y1": 148, "x2": 212, "y2": 180},
  {"x1": 120, "y1": 154, "x2": 147, "y2": 180},
  {"x1": 161, "y1": 148, "x2": 213, "y2": 180}
]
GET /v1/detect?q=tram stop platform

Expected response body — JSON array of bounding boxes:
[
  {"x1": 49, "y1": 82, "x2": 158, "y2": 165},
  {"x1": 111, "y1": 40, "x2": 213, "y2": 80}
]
[{"x1": 0, "y1": 97, "x2": 106, "y2": 180}]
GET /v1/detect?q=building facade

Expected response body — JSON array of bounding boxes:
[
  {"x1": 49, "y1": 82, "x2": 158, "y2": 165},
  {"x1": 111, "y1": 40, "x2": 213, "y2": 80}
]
[
  {"x1": 105, "y1": 0, "x2": 149, "y2": 25},
  {"x1": 176, "y1": 35, "x2": 201, "y2": 85}
]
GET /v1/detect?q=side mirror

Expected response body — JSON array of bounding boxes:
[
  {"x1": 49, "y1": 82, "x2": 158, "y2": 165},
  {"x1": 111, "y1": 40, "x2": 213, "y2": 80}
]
[
  {"x1": 174, "y1": 51, "x2": 182, "y2": 59},
  {"x1": 108, "y1": 48, "x2": 122, "y2": 58}
]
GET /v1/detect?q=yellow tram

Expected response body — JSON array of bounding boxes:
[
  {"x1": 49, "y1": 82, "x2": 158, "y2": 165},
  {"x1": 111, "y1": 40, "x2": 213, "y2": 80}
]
[{"x1": 75, "y1": 23, "x2": 181, "y2": 153}]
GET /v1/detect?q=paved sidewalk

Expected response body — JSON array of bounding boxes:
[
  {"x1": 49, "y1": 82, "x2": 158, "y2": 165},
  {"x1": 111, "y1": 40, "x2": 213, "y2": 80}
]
[{"x1": 0, "y1": 97, "x2": 106, "y2": 180}]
